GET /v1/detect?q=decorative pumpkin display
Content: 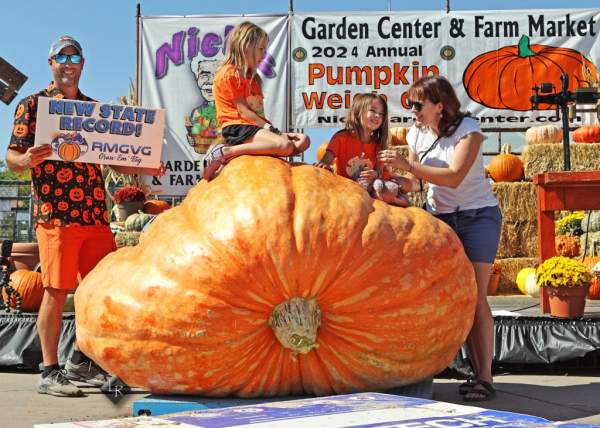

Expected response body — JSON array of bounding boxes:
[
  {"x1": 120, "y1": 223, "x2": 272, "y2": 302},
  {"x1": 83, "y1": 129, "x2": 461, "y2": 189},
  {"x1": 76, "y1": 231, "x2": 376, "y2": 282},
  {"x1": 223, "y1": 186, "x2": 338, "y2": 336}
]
[
  {"x1": 316, "y1": 143, "x2": 329, "y2": 162},
  {"x1": 524, "y1": 271, "x2": 540, "y2": 298},
  {"x1": 487, "y1": 145, "x2": 523, "y2": 182},
  {"x1": 143, "y1": 199, "x2": 171, "y2": 215},
  {"x1": 556, "y1": 235, "x2": 580, "y2": 257},
  {"x1": 525, "y1": 125, "x2": 562, "y2": 145},
  {"x1": 516, "y1": 267, "x2": 536, "y2": 295},
  {"x1": 582, "y1": 211, "x2": 600, "y2": 233},
  {"x1": 3, "y1": 270, "x2": 44, "y2": 312},
  {"x1": 463, "y1": 36, "x2": 598, "y2": 111},
  {"x1": 390, "y1": 127, "x2": 409, "y2": 146},
  {"x1": 76, "y1": 156, "x2": 477, "y2": 396},
  {"x1": 124, "y1": 212, "x2": 154, "y2": 232},
  {"x1": 573, "y1": 125, "x2": 600, "y2": 143}
]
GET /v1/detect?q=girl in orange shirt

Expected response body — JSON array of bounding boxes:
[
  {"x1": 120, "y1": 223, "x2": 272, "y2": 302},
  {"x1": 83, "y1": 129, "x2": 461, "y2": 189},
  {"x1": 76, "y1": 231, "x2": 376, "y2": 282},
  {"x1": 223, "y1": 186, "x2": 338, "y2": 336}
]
[
  {"x1": 204, "y1": 21, "x2": 310, "y2": 180},
  {"x1": 315, "y1": 93, "x2": 410, "y2": 207}
]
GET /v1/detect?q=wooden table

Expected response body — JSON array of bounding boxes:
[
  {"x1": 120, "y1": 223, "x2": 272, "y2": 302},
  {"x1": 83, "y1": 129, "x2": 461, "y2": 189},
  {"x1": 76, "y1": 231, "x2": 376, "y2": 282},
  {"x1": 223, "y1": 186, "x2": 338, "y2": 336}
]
[{"x1": 534, "y1": 171, "x2": 600, "y2": 312}]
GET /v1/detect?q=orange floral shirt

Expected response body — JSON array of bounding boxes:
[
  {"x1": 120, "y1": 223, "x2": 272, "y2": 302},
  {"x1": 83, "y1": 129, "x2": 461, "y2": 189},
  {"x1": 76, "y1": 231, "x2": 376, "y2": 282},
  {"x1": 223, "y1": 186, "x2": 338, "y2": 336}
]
[{"x1": 9, "y1": 82, "x2": 109, "y2": 227}]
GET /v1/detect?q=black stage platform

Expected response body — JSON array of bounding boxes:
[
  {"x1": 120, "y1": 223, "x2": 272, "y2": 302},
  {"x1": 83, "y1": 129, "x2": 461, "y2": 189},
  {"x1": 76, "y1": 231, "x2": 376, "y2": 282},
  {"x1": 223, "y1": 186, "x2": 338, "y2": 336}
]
[{"x1": 1, "y1": 297, "x2": 599, "y2": 372}]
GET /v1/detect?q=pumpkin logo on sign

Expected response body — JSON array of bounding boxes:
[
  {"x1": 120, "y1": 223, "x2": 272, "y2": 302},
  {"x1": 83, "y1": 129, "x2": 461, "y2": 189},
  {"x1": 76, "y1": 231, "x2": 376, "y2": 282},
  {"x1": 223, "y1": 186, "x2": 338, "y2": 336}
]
[
  {"x1": 463, "y1": 35, "x2": 599, "y2": 111},
  {"x1": 51, "y1": 132, "x2": 89, "y2": 161}
]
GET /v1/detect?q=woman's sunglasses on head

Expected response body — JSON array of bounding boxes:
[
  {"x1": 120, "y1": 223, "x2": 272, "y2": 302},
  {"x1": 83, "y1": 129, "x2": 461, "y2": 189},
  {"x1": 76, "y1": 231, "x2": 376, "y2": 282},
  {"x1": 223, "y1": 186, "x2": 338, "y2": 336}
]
[
  {"x1": 407, "y1": 100, "x2": 424, "y2": 112},
  {"x1": 53, "y1": 54, "x2": 82, "y2": 65}
]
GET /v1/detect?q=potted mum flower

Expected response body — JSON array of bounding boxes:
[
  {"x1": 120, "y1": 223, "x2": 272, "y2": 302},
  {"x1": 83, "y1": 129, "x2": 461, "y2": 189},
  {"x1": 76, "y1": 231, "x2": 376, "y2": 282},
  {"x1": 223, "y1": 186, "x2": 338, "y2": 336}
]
[
  {"x1": 535, "y1": 256, "x2": 592, "y2": 318},
  {"x1": 113, "y1": 185, "x2": 146, "y2": 221}
]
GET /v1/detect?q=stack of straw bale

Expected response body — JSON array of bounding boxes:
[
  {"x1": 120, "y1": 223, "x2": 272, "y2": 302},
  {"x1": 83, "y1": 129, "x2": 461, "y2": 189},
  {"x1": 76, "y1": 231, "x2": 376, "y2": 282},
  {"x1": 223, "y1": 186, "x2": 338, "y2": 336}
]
[{"x1": 521, "y1": 143, "x2": 600, "y2": 180}]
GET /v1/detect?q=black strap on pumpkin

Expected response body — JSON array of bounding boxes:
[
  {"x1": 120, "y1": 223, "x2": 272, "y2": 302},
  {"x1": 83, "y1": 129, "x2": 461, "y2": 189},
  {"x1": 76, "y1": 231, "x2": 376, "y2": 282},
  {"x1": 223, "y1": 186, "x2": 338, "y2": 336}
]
[{"x1": 0, "y1": 240, "x2": 21, "y2": 314}]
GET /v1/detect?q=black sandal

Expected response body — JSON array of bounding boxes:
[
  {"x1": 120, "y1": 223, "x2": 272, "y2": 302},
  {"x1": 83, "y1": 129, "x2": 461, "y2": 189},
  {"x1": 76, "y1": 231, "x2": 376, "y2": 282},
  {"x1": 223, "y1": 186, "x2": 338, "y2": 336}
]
[
  {"x1": 458, "y1": 376, "x2": 477, "y2": 395},
  {"x1": 463, "y1": 379, "x2": 496, "y2": 402}
]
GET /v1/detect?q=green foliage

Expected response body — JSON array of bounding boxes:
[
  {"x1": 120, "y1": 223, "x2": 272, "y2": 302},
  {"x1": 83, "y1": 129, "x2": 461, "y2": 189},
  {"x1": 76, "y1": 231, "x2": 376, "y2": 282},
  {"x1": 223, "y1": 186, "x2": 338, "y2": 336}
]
[
  {"x1": 555, "y1": 211, "x2": 584, "y2": 236},
  {"x1": 536, "y1": 256, "x2": 592, "y2": 288},
  {"x1": 0, "y1": 160, "x2": 31, "y2": 181}
]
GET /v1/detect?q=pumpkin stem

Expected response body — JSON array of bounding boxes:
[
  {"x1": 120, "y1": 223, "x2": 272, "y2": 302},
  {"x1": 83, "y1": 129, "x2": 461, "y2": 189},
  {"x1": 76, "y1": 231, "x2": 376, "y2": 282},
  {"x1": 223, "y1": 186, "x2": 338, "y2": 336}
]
[
  {"x1": 500, "y1": 144, "x2": 513, "y2": 154},
  {"x1": 268, "y1": 297, "x2": 321, "y2": 356},
  {"x1": 517, "y1": 35, "x2": 536, "y2": 58}
]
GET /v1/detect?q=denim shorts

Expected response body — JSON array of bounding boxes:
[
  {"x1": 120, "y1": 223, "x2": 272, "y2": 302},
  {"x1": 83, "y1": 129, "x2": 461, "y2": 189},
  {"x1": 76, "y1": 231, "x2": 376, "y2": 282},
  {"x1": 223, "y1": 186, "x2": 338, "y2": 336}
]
[
  {"x1": 222, "y1": 125, "x2": 261, "y2": 146},
  {"x1": 433, "y1": 205, "x2": 502, "y2": 263}
]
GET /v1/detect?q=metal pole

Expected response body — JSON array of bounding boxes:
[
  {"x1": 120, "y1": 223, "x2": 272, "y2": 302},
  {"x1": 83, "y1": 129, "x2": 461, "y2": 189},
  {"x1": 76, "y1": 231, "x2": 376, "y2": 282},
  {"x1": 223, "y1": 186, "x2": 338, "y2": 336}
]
[
  {"x1": 388, "y1": 0, "x2": 391, "y2": 11},
  {"x1": 445, "y1": 0, "x2": 450, "y2": 13},
  {"x1": 135, "y1": 3, "x2": 141, "y2": 106}
]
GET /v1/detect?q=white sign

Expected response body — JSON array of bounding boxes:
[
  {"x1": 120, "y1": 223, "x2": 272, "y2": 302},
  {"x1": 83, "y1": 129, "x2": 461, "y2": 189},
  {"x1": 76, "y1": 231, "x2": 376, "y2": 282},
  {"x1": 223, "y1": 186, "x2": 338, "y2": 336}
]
[
  {"x1": 140, "y1": 15, "x2": 288, "y2": 196},
  {"x1": 34, "y1": 97, "x2": 164, "y2": 168},
  {"x1": 291, "y1": 10, "x2": 600, "y2": 129}
]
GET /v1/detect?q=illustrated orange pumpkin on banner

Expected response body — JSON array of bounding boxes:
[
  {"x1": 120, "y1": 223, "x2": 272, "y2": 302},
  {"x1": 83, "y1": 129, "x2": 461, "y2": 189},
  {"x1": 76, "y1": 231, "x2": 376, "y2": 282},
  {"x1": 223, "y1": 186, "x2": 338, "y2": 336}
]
[{"x1": 463, "y1": 35, "x2": 598, "y2": 111}]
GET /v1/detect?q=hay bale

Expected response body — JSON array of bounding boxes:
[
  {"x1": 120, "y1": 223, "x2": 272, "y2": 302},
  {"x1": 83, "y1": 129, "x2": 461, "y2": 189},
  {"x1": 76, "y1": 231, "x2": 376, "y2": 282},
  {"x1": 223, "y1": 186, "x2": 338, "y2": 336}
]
[
  {"x1": 522, "y1": 143, "x2": 600, "y2": 180},
  {"x1": 495, "y1": 257, "x2": 538, "y2": 295},
  {"x1": 580, "y1": 231, "x2": 600, "y2": 257},
  {"x1": 492, "y1": 182, "x2": 536, "y2": 223},
  {"x1": 115, "y1": 231, "x2": 141, "y2": 248},
  {"x1": 497, "y1": 220, "x2": 538, "y2": 258}
]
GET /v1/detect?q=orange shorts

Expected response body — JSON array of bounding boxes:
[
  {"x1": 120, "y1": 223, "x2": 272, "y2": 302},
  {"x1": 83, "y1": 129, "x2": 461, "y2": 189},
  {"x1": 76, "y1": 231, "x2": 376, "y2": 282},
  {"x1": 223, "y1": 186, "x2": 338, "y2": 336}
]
[{"x1": 36, "y1": 224, "x2": 116, "y2": 290}]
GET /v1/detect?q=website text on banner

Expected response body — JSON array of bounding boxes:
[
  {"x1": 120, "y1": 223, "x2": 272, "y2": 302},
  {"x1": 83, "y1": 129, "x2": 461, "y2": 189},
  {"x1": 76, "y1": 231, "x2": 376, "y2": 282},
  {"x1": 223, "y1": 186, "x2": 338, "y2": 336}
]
[
  {"x1": 34, "y1": 97, "x2": 165, "y2": 168},
  {"x1": 291, "y1": 10, "x2": 599, "y2": 128},
  {"x1": 140, "y1": 15, "x2": 287, "y2": 196}
]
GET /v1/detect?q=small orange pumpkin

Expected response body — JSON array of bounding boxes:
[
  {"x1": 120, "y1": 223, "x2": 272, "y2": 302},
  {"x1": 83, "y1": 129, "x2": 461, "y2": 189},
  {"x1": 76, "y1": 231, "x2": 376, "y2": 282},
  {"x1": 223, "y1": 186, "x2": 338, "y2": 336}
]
[
  {"x1": 58, "y1": 142, "x2": 81, "y2": 161},
  {"x1": 44, "y1": 163, "x2": 55, "y2": 174},
  {"x1": 390, "y1": 127, "x2": 409, "y2": 146},
  {"x1": 3, "y1": 270, "x2": 44, "y2": 312},
  {"x1": 93, "y1": 187, "x2": 105, "y2": 201},
  {"x1": 487, "y1": 145, "x2": 523, "y2": 182},
  {"x1": 463, "y1": 35, "x2": 598, "y2": 111},
  {"x1": 581, "y1": 256, "x2": 600, "y2": 300},
  {"x1": 143, "y1": 199, "x2": 171, "y2": 215},
  {"x1": 57, "y1": 201, "x2": 69, "y2": 211},
  {"x1": 573, "y1": 125, "x2": 600, "y2": 143}
]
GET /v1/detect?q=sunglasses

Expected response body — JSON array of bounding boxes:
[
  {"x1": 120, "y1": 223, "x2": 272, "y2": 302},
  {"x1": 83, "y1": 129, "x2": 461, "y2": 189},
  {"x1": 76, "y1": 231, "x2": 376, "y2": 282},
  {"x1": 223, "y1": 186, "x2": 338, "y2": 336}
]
[
  {"x1": 407, "y1": 100, "x2": 424, "y2": 112},
  {"x1": 53, "y1": 54, "x2": 82, "y2": 65}
]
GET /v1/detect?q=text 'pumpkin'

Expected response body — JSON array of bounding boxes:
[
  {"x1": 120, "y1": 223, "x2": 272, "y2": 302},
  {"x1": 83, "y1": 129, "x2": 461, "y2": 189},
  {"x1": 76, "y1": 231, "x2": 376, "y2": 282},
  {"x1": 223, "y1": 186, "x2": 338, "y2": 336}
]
[{"x1": 76, "y1": 156, "x2": 476, "y2": 397}]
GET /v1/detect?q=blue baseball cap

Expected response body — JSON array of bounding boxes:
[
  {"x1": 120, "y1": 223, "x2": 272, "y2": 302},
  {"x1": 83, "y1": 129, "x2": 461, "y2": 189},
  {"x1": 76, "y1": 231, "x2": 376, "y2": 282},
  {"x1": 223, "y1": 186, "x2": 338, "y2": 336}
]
[{"x1": 48, "y1": 35, "x2": 83, "y2": 59}]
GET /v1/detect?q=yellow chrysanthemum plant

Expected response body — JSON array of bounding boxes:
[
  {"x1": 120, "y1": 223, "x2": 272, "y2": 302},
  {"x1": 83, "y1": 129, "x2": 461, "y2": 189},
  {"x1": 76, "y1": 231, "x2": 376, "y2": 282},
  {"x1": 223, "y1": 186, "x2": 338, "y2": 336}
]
[
  {"x1": 536, "y1": 256, "x2": 592, "y2": 288},
  {"x1": 555, "y1": 211, "x2": 584, "y2": 236}
]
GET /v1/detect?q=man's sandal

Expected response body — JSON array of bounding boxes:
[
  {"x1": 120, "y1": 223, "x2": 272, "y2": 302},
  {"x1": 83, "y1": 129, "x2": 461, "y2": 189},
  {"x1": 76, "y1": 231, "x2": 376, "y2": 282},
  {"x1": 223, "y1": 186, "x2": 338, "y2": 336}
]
[
  {"x1": 463, "y1": 379, "x2": 496, "y2": 402},
  {"x1": 458, "y1": 376, "x2": 478, "y2": 395},
  {"x1": 203, "y1": 143, "x2": 228, "y2": 181}
]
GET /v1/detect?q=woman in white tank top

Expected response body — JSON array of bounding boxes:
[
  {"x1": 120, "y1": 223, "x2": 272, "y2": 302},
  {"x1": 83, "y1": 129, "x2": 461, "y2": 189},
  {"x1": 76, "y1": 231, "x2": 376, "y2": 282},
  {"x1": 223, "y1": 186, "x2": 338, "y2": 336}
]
[{"x1": 378, "y1": 75, "x2": 501, "y2": 403}]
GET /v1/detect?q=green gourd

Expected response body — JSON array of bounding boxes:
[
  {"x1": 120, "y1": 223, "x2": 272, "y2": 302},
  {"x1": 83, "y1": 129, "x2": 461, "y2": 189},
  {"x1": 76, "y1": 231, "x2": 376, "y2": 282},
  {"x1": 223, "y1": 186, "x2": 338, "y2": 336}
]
[{"x1": 124, "y1": 212, "x2": 154, "y2": 232}]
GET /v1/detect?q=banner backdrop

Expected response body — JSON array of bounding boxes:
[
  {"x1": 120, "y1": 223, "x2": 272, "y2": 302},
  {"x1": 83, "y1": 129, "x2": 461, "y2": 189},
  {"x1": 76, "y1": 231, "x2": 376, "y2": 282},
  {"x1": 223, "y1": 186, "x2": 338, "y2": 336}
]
[
  {"x1": 140, "y1": 9, "x2": 599, "y2": 196},
  {"x1": 291, "y1": 9, "x2": 600, "y2": 128},
  {"x1": 140, "y1": 15, "x2": 288, "y2": 196}
]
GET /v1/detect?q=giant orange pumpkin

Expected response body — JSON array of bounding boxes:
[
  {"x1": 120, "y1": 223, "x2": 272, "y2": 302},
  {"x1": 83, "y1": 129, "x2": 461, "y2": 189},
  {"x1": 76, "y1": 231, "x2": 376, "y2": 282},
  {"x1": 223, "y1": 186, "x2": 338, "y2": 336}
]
[
  {"x1": 76, "y1": 156, "x2": 477, "y2": 396},
  {"x1": 3, "y1": 270, "x2": 44, "y2": 312},
  {"x1": 463, "y1": 35, "x2": 598, "y2": 111}
]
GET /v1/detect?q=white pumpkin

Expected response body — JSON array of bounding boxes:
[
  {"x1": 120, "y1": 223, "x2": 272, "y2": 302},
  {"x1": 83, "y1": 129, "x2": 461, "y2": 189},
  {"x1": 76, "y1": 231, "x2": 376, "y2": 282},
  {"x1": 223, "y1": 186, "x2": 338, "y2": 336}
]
[{"x1": 524, "y1": 271, "x2": 540, "y2": 298}]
